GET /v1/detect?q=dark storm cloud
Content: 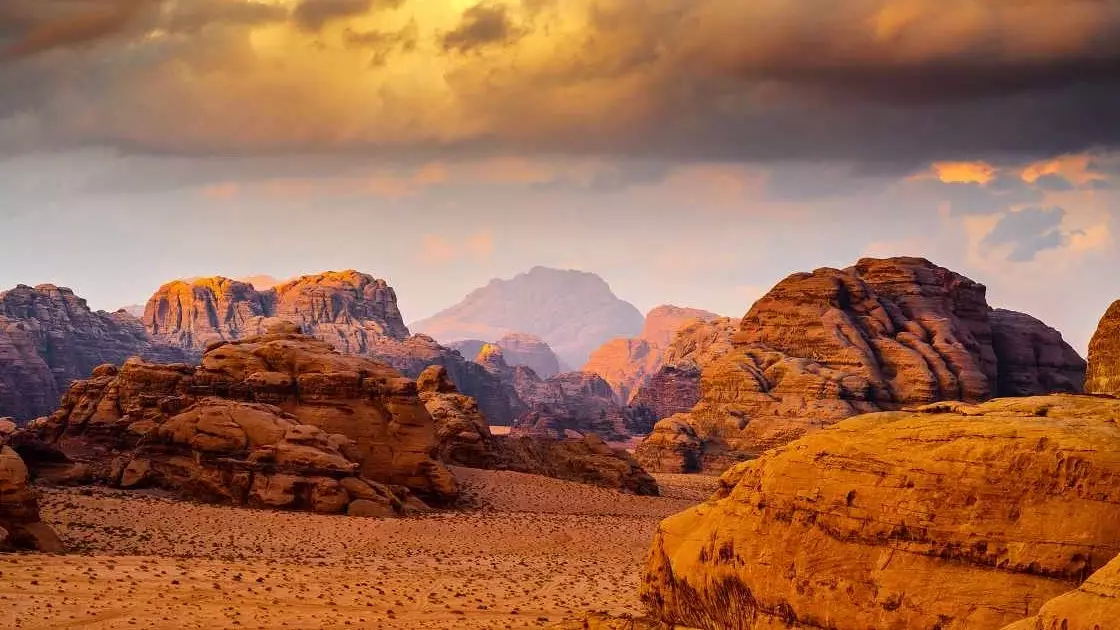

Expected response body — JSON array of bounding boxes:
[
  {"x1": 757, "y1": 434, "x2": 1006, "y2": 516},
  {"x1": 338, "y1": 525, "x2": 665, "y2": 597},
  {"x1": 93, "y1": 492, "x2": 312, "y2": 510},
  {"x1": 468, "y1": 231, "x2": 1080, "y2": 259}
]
[
  {"x1": 982, "y1": 206, "x2": 1073, "y2": 261},
  {"x1": 1, "y1": 0, "x2": 1120, "y2": 164},
  {"x1": 0, "y1": 0, "x2": 155, "y2": 61},
  {"x1": 1033, "y1": 173, "x2": 1076, "y2": 192},
  {"x1": 441, "y1": 4, "x2": 520, "y2": 53}
]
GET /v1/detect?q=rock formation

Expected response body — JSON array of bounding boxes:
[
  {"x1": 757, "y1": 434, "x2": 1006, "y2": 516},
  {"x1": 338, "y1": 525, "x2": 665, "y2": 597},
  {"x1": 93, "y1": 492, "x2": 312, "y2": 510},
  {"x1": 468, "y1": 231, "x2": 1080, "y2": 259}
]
[
  {"x1": 1086, "y1": 299, "x2": 1120, "y2": 395},
  {"x1": 450, "y1": 333, "x2": 562, "y2": 379},
  {"x1": 411, "y1": 266, "x2": 645, "y2": 368},
  {"x1": 634, "y1": 258, "x2": 1086, "y2": 473},
  {"x1": 144, "y1": 271, "x2": 410, "y2": 355},
  {"x1": 0, "y1": 284, "x2": 187, "y2": 422},
  {"x1": 584, "y1": 305, "x2": 720, "y2": 404},
  {"x1": 417, "y1": 365, "x2": 496, "y2": 469},
  {"x1": 511, "y1": 369, "x2": 647, "y2": 441},
  {"x1": 641, "y1": 395, "x2": 1120, "y2": 630},
  {"x1": 20, "y1": 323, "x2": 457, "y2": 509},
  {"x1": 1001, "y1": 553, "x2": 1120, "y2": 630},
  {"x1": 416, "y1": 366, "x2": 658, "y2": 495},
  {"x1": 0, "y1": 419, "x2": 64, "y2": 552}
]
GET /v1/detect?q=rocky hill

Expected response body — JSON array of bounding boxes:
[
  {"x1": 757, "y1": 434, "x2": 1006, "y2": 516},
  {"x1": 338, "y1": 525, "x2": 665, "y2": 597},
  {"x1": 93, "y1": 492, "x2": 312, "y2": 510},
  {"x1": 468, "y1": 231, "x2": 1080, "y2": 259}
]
[
  {"x1": 411, "y1": 267, "x2": 645, "y2": 368},
  {"x1": 0, "y1": 284, "x2": 187, "y2": 422},
  {"x1": 584, "y1": 305, "x2": 720, "y2": 403},
  {"x1": 634, "y1": 257, "x2": 1087, "y2": 473},
  {"x1": 449, "y1": 333, "x2": 562, "y2": 379},
  {"x1": 1086, "y1": 299, "x2": 1120, "y2": 395},
  {"x1": 18, "y1": 322, "x2": 457, "y2": 511},
  {"x1": 640, "y1": 395, "x2": 1120, "y2": 630}
]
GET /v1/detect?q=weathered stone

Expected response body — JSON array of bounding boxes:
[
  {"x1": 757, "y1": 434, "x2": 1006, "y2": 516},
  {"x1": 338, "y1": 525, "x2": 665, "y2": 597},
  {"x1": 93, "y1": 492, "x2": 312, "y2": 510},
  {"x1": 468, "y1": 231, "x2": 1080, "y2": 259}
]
[
  {"x1": 1086, "y1": 299, "x2": 1120, "y2": 395},
  {"x1": 642, "y1": 395, "x2": 1120, "y2": 630},
  {"x1": 1001, "y1": 553, "x2": 1120, "y2": 630},
  {"x1": 0, "y1": 445, "x2": 63, "y2": 552}
]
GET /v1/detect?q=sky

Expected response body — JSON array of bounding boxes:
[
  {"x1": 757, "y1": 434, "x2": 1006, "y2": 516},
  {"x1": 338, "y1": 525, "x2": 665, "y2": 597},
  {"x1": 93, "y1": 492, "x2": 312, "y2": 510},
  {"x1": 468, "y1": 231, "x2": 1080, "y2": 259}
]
[{"x1": 1, "y1": 0, "x2": 1120, "y2": 353}]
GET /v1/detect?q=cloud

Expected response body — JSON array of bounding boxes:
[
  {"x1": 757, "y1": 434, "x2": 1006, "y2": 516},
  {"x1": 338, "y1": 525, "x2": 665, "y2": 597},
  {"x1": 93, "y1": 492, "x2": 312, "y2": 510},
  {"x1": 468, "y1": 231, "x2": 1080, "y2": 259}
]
[
  {"x1": 982, "y1": 206, "x2": 1073, "y2": 261},
  {"x1": 440, "y1": 3, "x2": 521, "y2": 53},
  {"x1": 1033, "y1": 173, "x2": 1076, "y2": 192},
  {"x1": 292, "y1": 0, "x2": 373, "y2": 31},
  {"x1": 1, "y1": 1, "x2": 1119, "y2": 163}
]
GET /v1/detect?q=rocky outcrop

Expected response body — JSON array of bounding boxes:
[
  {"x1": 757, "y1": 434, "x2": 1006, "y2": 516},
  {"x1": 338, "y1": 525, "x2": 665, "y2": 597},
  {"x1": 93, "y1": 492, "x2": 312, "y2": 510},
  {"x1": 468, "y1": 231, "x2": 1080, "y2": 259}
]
[
  {"x1": 451, "y1": 333, "x2": 562, "y2": 379},
  {"x1": 641, "y1": 395, "x2": 1120, "y2": 630},
  {"x1": 628, "y1": 318, "x2": 738, "y2": 425},
  {"x1": 416, "y1": 364, "x2": 658, "y2": 495},
  {"x1": 22, "y1": 323, "x2": 456, "y2": 508},
  {"x1": 1001, "y1": 553, "x2": 1120, "y2": 630},
  {"x1": 411, "y1": 266, "x2": 645, "y2": 368},
  {"x1": 497, "y1": 434, "x2": 659, "y2": 496},
  {"x1": 0, "y1": 284, "x2": 188, "y2": 422},
  {"x1": 144, "y1": 270, "x2": 410, "y2": 355},
  {"x1": 1086, "y1": 299, "x2": 1120, "y2": 395},
  {"x1": 511, "y1": 369, "x2": 647, "y2": 441},
  {"x1": 584, "y1": 305, "x2": 720, "y2": 404},
  {"x1": 417, "y1": 366, "x2": 496, "y2": 469},
  {"x1": 0, "y1": 420, "x2": 64, "y2": 552},
  {"x1": 634, "y1": 258, "x2": 1086, "y2": 473}
]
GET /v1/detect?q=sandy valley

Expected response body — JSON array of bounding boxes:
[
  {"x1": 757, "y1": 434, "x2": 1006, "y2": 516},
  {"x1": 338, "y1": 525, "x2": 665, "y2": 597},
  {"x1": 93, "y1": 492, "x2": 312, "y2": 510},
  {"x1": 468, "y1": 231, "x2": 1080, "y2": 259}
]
[{"x1": 1, "y1": 468, "x2": 717, "y2": 629}]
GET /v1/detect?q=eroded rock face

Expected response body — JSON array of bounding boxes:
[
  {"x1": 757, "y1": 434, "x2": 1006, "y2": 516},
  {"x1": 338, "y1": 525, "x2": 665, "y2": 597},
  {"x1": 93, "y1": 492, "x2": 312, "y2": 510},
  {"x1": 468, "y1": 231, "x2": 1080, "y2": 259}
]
[
  {"x1": 1, "y1": 421, "x2": 63, "y2": 551},
  {"x1": 584, "y1": 306, "x2": 721, "y2": 404},
  {"x1": 1086, "y1": 299, "x2": 1120, "y2": 395},
  {"x1": 510, "y1": 369, "x2": 646, "y2": 441},
  {"x1": 144, "y1": 271, "x2": 410, "y2": 355},
  {"x1": 411, "y1": 266, "x2": 645, "y2": 368},
  {"x1": 641, "y1": 395, "x2": 1120, "y2": 630},
  {"x1": 1001, "y1": 553, "x2": 1120, "y2": 630},
  {"x1": 415, "y1": 365, "x2": 659, "y2": 495},
  {"x1": 634, "y1": 258, "x2": 1086, "y2": 472},
  {"x1": 417, "y1": 365, "x2": 497, "y2": 469},
  {"x1": 0, "y1": 284, "x2": 188, "y2": 422},
  {"x1": 451, "y1": 333, "x2": 562, "y2": 379},
  {"x1": 24, "y1": 324, "x2": 456, "y2": 506}
]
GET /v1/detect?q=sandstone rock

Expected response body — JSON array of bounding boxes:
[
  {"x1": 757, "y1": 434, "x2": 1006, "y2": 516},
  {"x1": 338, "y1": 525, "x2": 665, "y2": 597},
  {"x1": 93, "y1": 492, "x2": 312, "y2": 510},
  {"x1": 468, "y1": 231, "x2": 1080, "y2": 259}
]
[
  {"x1": 144, "y1": 271, "x2": 410, "y2": 356},
  {"x1": 411, "y1": 266, "x2": 645, "y2": 368},
  {"x1": 634, "y1": 258, "x2": 1086, "y2": 473},
  {"x1": 417, "y1": 365, "x2": 497, "y2": 468},
  {"x1": 510, "y1": 370, "x2": 646, "y2": 441},
  {"x1": 1086, "y1": 299, "x2": 1120, "y2": 395},
  {"x1": 496, "y1": 434, "x2": 659, "y2": 496},
  {"x1": 371, "y1": 334, "x2": 519, "y2": 427},
  {"x1": 0, "y1": 445, "x2": 63, "y2": 552},
  {"x1": 0, "y1": 284, "x2": 188, "y2": 421},
  {"x1": 1001, "y1": 553, "x2": 1120, "y2": 630},
  {"x1": 582, "y1": 306, "x2": 721, "y2": 405},
  {"x1": 450, "y1": 333, "x2": 562, "y2": 379},
  {"x1": 628, "y1": 318, "x2": 738, "y2": 423},
  {"x1": 550, "y1": 612, "x2": 667, "y2": 629},
  {"x1": 641, "y1": 395, "x2": 1120, "y2": 630},
  {"x1": 21, "y1": 326, "x2": 455, "y2": 510}
]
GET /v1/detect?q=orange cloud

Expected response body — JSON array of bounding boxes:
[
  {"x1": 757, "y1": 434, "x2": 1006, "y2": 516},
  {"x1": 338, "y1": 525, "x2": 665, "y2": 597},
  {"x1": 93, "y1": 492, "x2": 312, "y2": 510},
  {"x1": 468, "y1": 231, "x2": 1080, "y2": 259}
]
[
  {"x1": 929, "y1": 161, "x2": 997, "y2": 185},
  {"x1": 417, "y1": 230, "x2": 495, "y2": 265},
  {"x1": 201, "y1": 182, "x2": 239, "y2": 200},
  {"x1": 1021, "y1": 154, "x2": 1102, "y2": 186}
]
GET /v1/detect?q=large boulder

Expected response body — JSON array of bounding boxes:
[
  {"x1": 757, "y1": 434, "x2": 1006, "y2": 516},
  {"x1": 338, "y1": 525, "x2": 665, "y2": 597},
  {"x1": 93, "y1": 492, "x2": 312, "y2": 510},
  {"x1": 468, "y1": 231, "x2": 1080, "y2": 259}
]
[
  {"x1": 635, "y1": 258, "x2": 1086, "y2": 473},
  {"x1": 1086, "y1": 299, "x2": 1120, "y2": 395},
  {"x1": 0, "y1": 424, "x2": 63, "y2": 552},
  {"x1": 641, "y1": 395, "x2": 1120, "y2": 630},
  {"x1": 417, "y1": 365, "x2": 497, "y2": 468},
  {"x1": 0, "y1": 284, "x2": 187, "y2": 422},
  {"x1": 24, "y1": 324, "x2": 456, "y2": 506},
  {"x1": 1001, "y1": 553, "x2": 1120, "y2": 630}
]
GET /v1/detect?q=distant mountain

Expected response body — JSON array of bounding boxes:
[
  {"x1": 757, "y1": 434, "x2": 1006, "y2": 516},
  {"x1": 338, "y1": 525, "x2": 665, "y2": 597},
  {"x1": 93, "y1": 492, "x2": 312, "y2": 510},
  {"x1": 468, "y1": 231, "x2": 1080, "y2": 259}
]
[
  {"x1": 448, "y1": 333, "x2": 562, "y2": 379},
  {"x1": 411, "y1": 267, "x2": 645, "y2": 367},
  {"x1": 118, "y1": 304, "x2": 146, "y2": 318}
]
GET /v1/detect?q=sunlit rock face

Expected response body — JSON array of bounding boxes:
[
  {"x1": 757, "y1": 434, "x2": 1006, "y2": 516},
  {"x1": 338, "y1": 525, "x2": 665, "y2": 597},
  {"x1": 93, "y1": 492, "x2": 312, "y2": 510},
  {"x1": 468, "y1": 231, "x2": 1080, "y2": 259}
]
[
  {"x1": 0, "y1": 283, "x2": 188, "y2": 422},
  {"x1": 634, "y1": 257, "x2": 1086, "y2": 473},
  {"x1": 642, "y1": 395, "x2": 1120, "y2": 630}
]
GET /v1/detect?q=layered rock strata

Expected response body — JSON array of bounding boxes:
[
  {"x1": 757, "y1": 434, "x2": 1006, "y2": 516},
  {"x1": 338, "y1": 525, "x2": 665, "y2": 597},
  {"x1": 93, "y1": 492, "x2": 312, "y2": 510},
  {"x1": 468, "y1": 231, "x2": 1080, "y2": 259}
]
[{"x1": 641, "y1": 395, "x2": 1120, "y2": 630}]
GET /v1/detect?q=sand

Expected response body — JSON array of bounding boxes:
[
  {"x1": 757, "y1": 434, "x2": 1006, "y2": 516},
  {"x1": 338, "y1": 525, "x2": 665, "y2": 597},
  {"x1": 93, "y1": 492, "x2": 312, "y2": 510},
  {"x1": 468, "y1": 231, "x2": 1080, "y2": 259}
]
[{"x1": 1, "y1": 469, "x2": 718, "y2": 629}]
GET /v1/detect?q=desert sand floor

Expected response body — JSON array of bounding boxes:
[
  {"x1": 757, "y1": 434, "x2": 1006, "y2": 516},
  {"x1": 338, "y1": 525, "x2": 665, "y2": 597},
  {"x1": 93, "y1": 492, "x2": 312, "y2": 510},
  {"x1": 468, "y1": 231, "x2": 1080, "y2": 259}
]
[{"x1": 1, "y1": 469, "x2": 718, "y2": 629}]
